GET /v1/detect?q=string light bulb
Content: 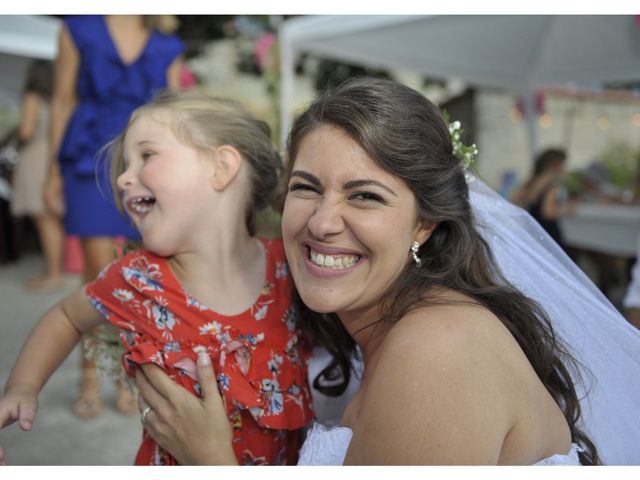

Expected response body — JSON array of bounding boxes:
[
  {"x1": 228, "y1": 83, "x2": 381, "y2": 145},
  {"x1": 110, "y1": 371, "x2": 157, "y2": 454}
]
[
  {"x1": 597, "y1": 115, "x2": 610, "y2": 130},
  {"x1": 538, "y1": 114, "x2": 553, "y2": 129},
  {"x1": 508, "y1": 107, "x2": 522, "y2": 123}
]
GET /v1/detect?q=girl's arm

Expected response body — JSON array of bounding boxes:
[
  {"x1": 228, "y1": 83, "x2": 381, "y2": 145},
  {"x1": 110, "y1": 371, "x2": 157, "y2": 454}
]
[
  {"x1": 0, "y1": 288, "x2": 103, "y2": 432},
  {"x1": 135, "y1": 354, "x2": 237, "y2": 465},
  {"x1": 166, "y1": 55, "x2": 184, "y2": 91},
  {"x1": 17, "y1": 92, "x2": 39, "y2": 144},
  {"x1": 45, "y1": 24, "x2": 79, "y2": 217}
]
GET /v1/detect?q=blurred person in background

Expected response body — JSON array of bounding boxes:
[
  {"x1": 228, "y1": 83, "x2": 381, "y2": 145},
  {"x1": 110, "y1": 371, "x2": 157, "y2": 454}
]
[
  {"x1": 623, "y1": 236, "x2": 640, "y2": 330},
  {"x1": 10, "y1": 60, "x2": 65, "y2": 290},
  {"x1": 44, "y1": 15, "x2": 184, "y2": 419},
  {"x1": 512, "y1": 148, "x2": 576, "y2": 252}
]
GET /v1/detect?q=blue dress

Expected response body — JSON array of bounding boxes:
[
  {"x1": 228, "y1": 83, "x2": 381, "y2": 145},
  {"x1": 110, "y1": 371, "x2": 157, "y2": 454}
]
[{"x1": 58, "y1": 15, "x2": 184, "y2": 238}]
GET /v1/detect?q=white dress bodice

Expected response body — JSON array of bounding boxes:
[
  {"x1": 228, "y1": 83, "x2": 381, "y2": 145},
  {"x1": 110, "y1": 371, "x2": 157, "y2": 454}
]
[{"x1": 298, "y1": 423, "x2": 582, "y2": 466}]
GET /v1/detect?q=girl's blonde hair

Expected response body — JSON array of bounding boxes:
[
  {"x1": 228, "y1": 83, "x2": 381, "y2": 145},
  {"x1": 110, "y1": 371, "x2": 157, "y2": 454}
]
[{"x1": 107, "y1": 90, "x2": 281, "y2": 235}]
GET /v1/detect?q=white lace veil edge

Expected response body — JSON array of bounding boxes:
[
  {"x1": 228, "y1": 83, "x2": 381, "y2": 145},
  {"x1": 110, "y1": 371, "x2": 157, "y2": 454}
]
[{"x1": 468, "y1": 175, "x2": 640, "y2": 465}]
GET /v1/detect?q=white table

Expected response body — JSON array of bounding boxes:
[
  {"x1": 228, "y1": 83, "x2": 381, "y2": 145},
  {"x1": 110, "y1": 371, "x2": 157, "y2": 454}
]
[{"x1": 560, "y1": 203, "x2": 640, "y2": 257}]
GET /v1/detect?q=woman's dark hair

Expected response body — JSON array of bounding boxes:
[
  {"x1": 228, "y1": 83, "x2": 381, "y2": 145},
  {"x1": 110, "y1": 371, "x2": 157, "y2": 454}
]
[
  {"x1": 283, "y1": 77, "x2": 599, "y2": 465},
  {"x1": 24, "y1": 60, "x2": 52, "y2": 99},
  {"x1": 533, "y1": 148, "x2": 566, "y2": 176}
]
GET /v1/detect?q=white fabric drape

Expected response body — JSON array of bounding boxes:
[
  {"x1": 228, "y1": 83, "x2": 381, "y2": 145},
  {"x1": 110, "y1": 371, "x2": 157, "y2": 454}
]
[{"x1": 470, "y1": 176, "x2": 640, "y2": 465}]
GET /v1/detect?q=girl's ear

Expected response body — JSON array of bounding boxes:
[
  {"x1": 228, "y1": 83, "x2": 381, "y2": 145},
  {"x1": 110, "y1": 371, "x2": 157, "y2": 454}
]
[{"x1": 210, "y1": 145, "x2": 242, "y2": 191}]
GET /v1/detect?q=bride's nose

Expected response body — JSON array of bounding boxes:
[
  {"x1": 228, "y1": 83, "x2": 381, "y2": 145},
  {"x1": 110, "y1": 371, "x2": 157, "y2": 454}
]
[{"x1": 307, "y1": 199, "x2": 345, "y2": 240}]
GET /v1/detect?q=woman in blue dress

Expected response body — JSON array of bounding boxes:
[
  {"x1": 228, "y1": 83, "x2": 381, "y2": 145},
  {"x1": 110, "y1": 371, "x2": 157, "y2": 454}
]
[{"x1": 44, "y1": 15, "x2": 184, "y2": 418}]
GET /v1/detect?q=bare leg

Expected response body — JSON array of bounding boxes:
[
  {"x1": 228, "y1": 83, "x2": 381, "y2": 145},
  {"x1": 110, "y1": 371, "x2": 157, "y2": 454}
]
[
  {"x1": 74, "y1": 237, "x2": 116, "y2": 418},
  {"x1": 115, "y1": 376, "x2": 138, "y2": 415},
  {"x1": 75, "y1": 236, "x2": 137, "y2": 417},
  {"x1": 81, "y1": 236, "x2": 117, "y2": 282},
  {"x1": 27, "y1": 213, "x2": 65, "y2": 290},
  {"x1": 74, "y1": 352, "x2": 102, "y2": 419}
]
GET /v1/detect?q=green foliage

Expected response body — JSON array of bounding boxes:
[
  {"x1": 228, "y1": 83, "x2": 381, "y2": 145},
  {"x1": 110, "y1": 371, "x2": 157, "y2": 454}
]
[
  {"x1": 562, "y1": 170, "x2": 584, "y2": 198},
  {"x1": 255, "y1": 206, "x2": 282, "y2": 239},
  {"x1": 563, "y1": 141, "x2": 639, "y2": 197},
  {"x1": 599, "y1": 140, "x2": 639, "y2": 189},
  {"x1": 313, "y1": 59, "x2": 391, "y2": 92}
]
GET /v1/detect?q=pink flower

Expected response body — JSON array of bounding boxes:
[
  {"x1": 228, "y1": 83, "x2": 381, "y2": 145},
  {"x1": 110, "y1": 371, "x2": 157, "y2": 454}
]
[
  {"x1": 180, "y1": 65, "x2": 197, "y2": 90},
  {"x1": 254, "y1": 32, "x2": 276, "y2": 70}
]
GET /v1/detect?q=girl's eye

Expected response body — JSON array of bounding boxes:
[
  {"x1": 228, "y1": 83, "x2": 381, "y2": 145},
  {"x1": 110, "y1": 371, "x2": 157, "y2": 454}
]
[
  {"x1": 141, "y1": 151, "x2": 154, "y2": 161},
  {"x1": 288, "y1": 183, "x2": 320, "y2": 194},
  {"x1": 350, "y1": 191, "x2": 385, "y2": 203}
]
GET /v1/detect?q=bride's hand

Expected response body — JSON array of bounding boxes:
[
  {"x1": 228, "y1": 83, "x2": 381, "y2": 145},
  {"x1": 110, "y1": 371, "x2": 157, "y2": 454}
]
[{"x1": 135, "y1": 353, "x2": 237, "y2": 465}]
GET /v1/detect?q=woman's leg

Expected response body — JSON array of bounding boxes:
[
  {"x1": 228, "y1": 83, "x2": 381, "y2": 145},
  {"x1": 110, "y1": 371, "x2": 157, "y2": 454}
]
[{"x1": 27, "y1": 213, "x2": 65, "y2": 290}]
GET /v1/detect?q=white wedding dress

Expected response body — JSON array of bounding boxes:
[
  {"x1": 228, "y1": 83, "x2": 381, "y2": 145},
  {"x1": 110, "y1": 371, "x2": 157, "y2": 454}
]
[
  {"x1": 298, "y1": 423, "x2": 582, "y2": 465},
  {"x1": 301, "y1": 178, "x2": 640, "y2": 465}
]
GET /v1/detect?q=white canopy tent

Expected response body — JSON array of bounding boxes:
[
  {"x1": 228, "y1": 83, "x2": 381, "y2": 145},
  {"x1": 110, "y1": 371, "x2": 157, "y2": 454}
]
[
  {"x1": 0, "y1": 14, "x2": 60, "y2": 60},
  {"x1": 279, "y1": 15, "x2": 640, "y2": 150},
  {"x1": 0, "y1": 15, "x2": 60, "y2": 108}
]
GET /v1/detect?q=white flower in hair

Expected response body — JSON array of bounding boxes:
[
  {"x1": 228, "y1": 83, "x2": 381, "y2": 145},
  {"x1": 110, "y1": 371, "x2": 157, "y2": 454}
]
[{"x1": 444, "y1": 113, "x2": 478, "y2": 171}]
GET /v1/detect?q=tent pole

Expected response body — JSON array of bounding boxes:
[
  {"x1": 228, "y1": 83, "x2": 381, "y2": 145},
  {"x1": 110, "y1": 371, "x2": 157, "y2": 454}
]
[
  {"x1": 521, "y1": 90, "x2": 539, "y2": 163},
  {"x1": 279, "y1": 24, "x2": 295, "y2": 153}
]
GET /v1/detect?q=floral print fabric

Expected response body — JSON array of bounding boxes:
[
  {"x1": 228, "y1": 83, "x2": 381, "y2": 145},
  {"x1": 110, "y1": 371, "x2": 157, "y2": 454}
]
[{"x1": 86, "y1": 238, "x2": 314, "y2": 465}]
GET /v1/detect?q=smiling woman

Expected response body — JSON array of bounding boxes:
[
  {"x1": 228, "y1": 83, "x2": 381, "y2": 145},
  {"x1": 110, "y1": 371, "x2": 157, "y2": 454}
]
[{"x1": 277, "y1": 79, "x2": 596, "y2": 465}]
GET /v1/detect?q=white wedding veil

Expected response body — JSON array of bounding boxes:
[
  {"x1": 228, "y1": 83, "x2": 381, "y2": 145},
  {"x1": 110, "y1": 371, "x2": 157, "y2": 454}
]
[{"x1": 469, "y1": 175, "x2": 640, "y2": 465}]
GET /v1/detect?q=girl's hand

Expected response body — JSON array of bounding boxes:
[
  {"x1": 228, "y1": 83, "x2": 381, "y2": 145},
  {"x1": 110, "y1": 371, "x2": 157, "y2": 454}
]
[
  {"x1": 135, "y1": 353, "x2": 237, "y2": 465},
  {"x1": 0, "y1": 385, "x2": 38, "y2": 431},
  {"x1": 0, "y1": 385, "x2": 39, "y2": 465}
]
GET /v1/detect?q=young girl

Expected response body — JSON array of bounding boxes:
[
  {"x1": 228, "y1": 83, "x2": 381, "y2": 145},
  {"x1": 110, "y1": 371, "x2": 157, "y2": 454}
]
[{"x1": 0, "y1": 91, "x2": 314, "y2": 465}]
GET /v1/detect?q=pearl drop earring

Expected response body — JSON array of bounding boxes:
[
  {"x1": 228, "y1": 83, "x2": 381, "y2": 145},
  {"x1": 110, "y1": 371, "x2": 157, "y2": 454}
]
[{"x1": 411, "y1": 241, "x2": 422, "y2": 266}]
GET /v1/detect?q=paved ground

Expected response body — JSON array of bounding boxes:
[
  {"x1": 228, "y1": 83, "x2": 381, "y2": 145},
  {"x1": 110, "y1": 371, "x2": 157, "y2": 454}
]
[{"x1": 0, "y1": 254, "x2": 140, "y2": 465}]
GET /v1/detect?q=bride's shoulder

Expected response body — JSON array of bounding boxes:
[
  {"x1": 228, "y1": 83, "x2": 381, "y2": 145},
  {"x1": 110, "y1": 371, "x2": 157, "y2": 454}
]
[
  {"x1": 385, "y1": 290, "x2": 508, "y2": 352},
  {"x1": 376, "y1": 290, "x2": 524, "y2": 388}
]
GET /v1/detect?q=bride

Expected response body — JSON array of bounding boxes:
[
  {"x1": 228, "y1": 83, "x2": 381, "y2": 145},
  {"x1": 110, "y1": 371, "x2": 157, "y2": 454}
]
[{"x1": 134, "y1": 78, "x2": 640, "y2": 465}]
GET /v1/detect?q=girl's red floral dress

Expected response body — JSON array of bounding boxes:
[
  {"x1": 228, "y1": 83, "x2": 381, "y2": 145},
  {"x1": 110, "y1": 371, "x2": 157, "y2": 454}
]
[{"x1": 86, "y1": 238, "x2": 314, "y2": 465}]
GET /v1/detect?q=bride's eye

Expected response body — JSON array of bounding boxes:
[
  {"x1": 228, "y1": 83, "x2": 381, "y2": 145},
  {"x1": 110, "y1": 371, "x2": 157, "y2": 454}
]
[
  {"x1": 349, "y1": 191, "x2": 385, "y2": 204},
  {"x1": 289, "y1": 183, "x2": 320, "y2": 194}
]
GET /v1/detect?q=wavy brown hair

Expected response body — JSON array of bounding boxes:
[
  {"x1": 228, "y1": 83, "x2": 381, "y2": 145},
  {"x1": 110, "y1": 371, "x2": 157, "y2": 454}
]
[
  {"x1": 283, "y1": 77, "x2": 599, "y2": 465},
  {"x1": 24, "y1": 60, "x2": 52, "y2": 99}
]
